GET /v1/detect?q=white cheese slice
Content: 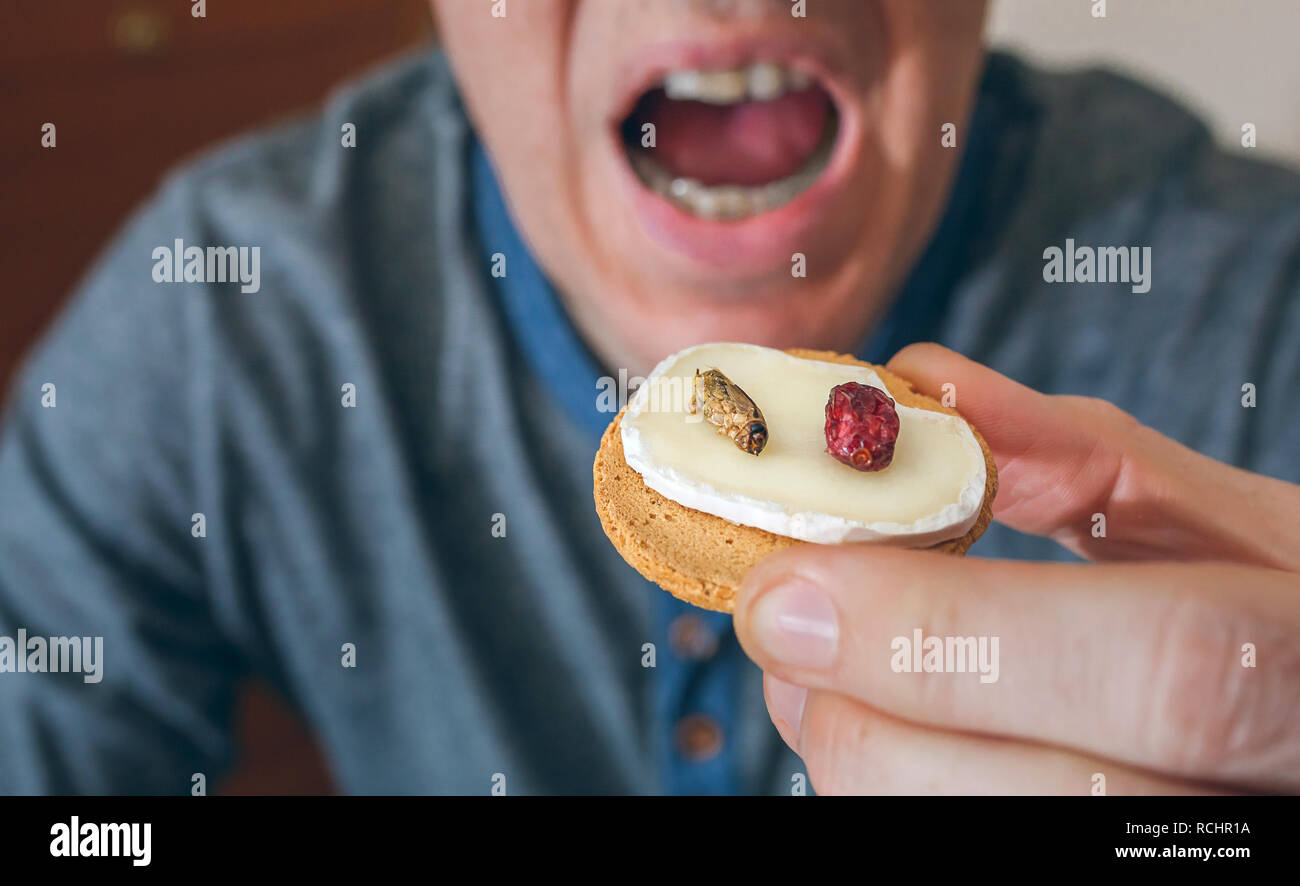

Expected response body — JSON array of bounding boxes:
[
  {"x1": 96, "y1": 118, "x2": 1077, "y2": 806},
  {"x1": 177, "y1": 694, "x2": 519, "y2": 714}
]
[{"x1": 620, "y1": 343, "x2": 986, "y2": 545}]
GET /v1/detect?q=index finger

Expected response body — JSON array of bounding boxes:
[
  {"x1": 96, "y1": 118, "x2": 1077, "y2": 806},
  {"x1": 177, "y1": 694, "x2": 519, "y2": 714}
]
[{"x1": 888, "y1": 343, "x2": 1300, "y2": 570}]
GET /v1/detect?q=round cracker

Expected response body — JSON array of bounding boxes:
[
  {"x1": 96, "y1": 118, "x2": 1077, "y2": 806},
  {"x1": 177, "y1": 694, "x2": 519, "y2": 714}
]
[{"x1": 593, "y1": 348, "x2": 998, "y2": 613}]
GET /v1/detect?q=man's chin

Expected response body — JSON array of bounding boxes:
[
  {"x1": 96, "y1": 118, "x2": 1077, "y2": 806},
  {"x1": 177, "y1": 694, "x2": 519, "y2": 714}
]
[{"x1": 597, "y1": 278, "x2": 875, "y2": 360}]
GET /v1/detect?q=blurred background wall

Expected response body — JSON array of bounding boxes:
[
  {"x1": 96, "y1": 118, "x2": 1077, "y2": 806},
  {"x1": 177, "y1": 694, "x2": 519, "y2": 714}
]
[
  {"x1": 988, "y1": 0, "x2": 1300, "y2": 163},
  {"x1": 1, "y1": 0, "x2": 1296, "y2": 794}
]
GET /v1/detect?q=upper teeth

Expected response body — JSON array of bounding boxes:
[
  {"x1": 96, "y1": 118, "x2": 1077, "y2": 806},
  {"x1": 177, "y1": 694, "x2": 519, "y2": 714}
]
[{"x1": 663, "y1": 63, "x2": 814, "y2": 105}]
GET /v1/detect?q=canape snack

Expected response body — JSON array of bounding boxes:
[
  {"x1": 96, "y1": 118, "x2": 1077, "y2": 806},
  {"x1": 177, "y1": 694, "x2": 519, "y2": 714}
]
[{"x1": 593, "y1": 344, "x2": 998, "y2": 613}]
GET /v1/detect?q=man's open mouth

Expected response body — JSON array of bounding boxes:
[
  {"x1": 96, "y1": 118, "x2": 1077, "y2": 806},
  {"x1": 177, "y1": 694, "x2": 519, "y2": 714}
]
[{"x1": 620, "y1": 62, "x2": 840, "y2": 222}]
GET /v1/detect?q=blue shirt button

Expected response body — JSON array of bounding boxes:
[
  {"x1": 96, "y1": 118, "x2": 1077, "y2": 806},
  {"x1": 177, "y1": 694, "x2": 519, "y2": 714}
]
[
  {"x1": 668, "y1": 613, "x2": 719, "y2": 661},
  {"x1": 675, "y1": 714, "x2": 724, "y2": 763}
]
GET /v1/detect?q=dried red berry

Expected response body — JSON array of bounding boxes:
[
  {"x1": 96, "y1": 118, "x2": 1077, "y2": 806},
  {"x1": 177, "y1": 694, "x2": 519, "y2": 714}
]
[{"x1": 824, "y1": 382, "x2": 900, "y2": 472}]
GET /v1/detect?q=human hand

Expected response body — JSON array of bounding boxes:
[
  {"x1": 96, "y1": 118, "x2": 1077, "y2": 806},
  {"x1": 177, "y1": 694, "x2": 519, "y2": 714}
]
[{"x1": 733, "y1": 344, "x2": 1300, "y2": 794}]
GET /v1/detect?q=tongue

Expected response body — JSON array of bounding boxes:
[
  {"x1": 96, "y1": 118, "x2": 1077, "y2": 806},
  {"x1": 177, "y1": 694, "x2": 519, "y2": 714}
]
[{"x1": 639, "y1": 87, "x2": 831, "y2": 187}]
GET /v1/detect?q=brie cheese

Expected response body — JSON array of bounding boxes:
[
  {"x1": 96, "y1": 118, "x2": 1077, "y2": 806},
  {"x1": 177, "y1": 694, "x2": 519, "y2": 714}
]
[{"x1": 620, "y1": 343, "x2": 986, "y2": 545}]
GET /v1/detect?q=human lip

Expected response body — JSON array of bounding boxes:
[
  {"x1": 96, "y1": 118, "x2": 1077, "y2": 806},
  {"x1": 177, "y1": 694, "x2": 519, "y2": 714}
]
[
  {"x1": 608, "y1": 34, "x2": 857, "y2": 131},
  {"x1": 606, "y1": 36, "x2": 864, "y2": 276}
]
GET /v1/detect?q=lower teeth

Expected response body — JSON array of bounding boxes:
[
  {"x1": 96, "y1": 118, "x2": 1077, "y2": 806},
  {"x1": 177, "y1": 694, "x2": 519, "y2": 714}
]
[{"x1": 627, "y1": 126, "x2": 837, "y2": 221}]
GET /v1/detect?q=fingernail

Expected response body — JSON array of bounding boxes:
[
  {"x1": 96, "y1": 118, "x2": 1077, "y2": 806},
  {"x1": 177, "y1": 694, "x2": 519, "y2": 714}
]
[
  {"x1": 765, "y1": 674, "x2": 808, "y2": 746},
  {"x1": 751, "y1": 577, "x2": 838, "y2": 669}
]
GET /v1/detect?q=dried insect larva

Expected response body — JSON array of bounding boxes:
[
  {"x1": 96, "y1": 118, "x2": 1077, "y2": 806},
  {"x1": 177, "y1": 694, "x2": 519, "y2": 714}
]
[{"x1": 688, "y1": 367, "x2": 768, "y2": 455}]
